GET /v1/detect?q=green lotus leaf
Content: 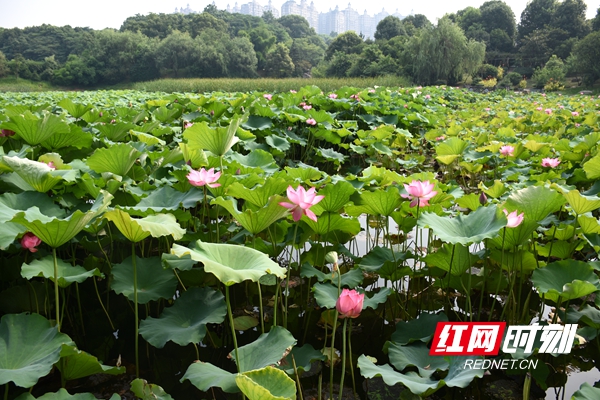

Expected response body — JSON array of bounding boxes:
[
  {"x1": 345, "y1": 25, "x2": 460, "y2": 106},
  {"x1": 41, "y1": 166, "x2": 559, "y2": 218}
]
[
  {"x1": 478, "y1": 180, "x2": 507, "y2": 198},
  {"x1": 15, "y1": 389, "x2": 120, "y2": 400},
  {"x1": 0, "y1": 222, "x2": 26, "y2": 250},
  {"x1": 583, "y1": 154, "x2": 600, "y2": 180},
  {"x1": 233, "y1": 316, "x2": 259, "y2": 331},
  {"x1": 531, "y1": 260, "x2": 600, "y2": 303},
  {"x1": 558, "y1": 304, "x2": 600, "y2": 329},
  {"x1": 125, "y1": 186, "x2": 204, "y2": 214},
  {"x1": 181, "y1": 361, "x2": 239, "y2": 393},
  {"x1": 242, "y1": 115, "x2": 273, "y2": 131},
  {"x1": 300, "y1": 265, "x2": 363, "y2": 288},
  {"x1": 225, "y1": 177, "x2": 289, "y2": 208},
  {"x1": 390, "y1": 313, "x2": 448, "y2": 345},
  {"x1": 455, "y1": 193, "x2": 481, "y2": 211},
  {"x1": 58, "y1": 99, "x2": 93, "y2": 119},
  {"x1": 316, "y1": 147, "x2": 346, "y2": 164},
  {"x1": 3, "y1": 111, "x2": 70, "y2": 145},
  {"x1": 1, "y1": 156, "x2": 77, "y2": 192},
  {"x1": 504, "y1": 186, "x2": 565, "y2": 222},
  {"x1": 0, "y1": 192, "x2": 64, "y2": 223},
  {"x1": 21, "y1": 256, "x2": 103, "y2": 288},
  {"x1": 41, "y1": 124, "x2": 94, "y2": 150},
  {"x1": 230, "y1": 149, "x2": 277, "y2": 171},
  {"x1": 388, "y1": 342, "x2": 449, "y2": 378},
  {"x1": 578, "y1": 215, "x2": 600, "y2": 234},
  {"x1": 418, "y1": 206, "x2": 507, "y2": 245},
  {"x1": 346, "y1": 188, "x2": 402, "y2": 217},
  {"x1": 212, "y1": 196, "x2": 289, "y2": 234},
  {"x1": 112, "y1": 256, "x2": 177, "y2": 304},
  {"x1": 184, "y1": 118, "x2": 241, "y2": 156},
  {"x1": 171, "y1": 241, "x2": 286, "y2": 286},
  {"x1": 311, "y1": 180, "x2": 356, "y2": 213},
  {"x1": 563, "y1": 189, "x2": 600, "y2": 215},
  {"x1": 424, "y1": 243, "x2": 478, "y2": 276},
  {"x1": 161, "y1": 253, "x2": 196, "y2": 271},
  {"x1": 265, "y1": 134, "x2": 290, "y2": 152},
  {"x1": 11, "y1": 191, "x2": 113, "y2": 248},
  {"x1": 357, "y1": 354, "x2": 484, "y2": 397},
  {"x1": 236, "y1": 366, "x2": 297, "y2": 400},
  {"x1": 131, "y1": 130, "x2": 166, "y2": 146},
  {"x1": 130, "y1": 379, "x2": 174, "y2": 400},
  {"x1": 58, "y1": 345, "x2": 125, "y2": 381},
  {"x1": 95, "y1": 122, "x2": 136, "y2": 142},
  {"x1": 0, "y1": 313, "x2": 73, "y2": 388},
  {"x1": 435, "y1": 137, "x2": 469, "y2": 165},
  {"x1": 86, "y1": 143, "x2": 141, "y2": 176},
  {"x1": 278, "y1": 343, "x2": 326, "y2": 375},
  {"x1": 152, "y1": 105, "x2": 181, "y2": 123},
  {"x1": 104, "y1": 210, "x2": 185, "y2": 243},
  {"x1": 139, "y1": 287, "x2": 225, "y2": 348},
  {"x1": 302, "y1": 212, "x2": 360, "y2": 236},
  {"x1": 231, "y1": 326, "x2": 297, "y2": 372},
  {"x1": 285, "y1": 164, "x2": 322, "y2": 181},
  {"x1": 572, "y1": 382, "x2": 600, "y2": 400}
]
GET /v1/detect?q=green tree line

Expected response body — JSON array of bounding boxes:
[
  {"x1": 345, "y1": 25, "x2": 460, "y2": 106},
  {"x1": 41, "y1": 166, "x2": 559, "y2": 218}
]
[{"x1": 0, "y1": 1, "x2": 598, "y2": 87}]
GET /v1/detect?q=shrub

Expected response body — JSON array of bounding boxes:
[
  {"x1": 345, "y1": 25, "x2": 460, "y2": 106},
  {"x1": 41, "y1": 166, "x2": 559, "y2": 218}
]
[
  {"x1": 543, "y1": 78, "x2": 564, "y2": 91},
  {"x1": 479, "y1": 64, "x2": 499, "y2": 79},
  {"x1": 481, "y1": 77, "x2": 497, "y2": 88}
]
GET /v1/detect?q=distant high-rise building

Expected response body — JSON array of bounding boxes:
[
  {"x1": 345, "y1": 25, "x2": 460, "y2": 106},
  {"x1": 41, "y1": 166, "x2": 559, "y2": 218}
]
[{"x1": 175, "y1": 1, "x2": 401, "y2": 38}]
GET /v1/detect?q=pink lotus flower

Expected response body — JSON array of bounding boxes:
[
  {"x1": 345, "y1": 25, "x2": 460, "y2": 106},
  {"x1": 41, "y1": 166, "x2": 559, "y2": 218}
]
[
  {"x1": 187, "y1": 168, "x2": 221, "y2": 188},
  {"x1": 536, "y1": 107, "x2": 543, "y2": 111},
  {"x1": 279, "y1": 185, "x2": 324, "y2": 222},
  {"x1": 425, "y1": 94, "x2": 431, "y2": 99},
  {"x1": 303, "y1": 104, "x2": 312, "y2": 110},
  {"x1": 485, "y1": 108, "x2": 491, "y2": 111},
  {"x1": 110, "y1": 119, "x2": 116, "y2": 124},
  {"x1": 572, "y1": 111, "x2": 579, "y2": 117},
  {"x1": 46, "y1": 161, "x2": 56, "y2": 170},
  {"x1": 329, "y1": 93, "x2": 338, "y2": 99},
  {"x1": 21, "y1": 232, "x2": 42, "y2": 253},
  {"x1": 184, "y1": 122, "x2": 193, "y2": 129},
  {"x1": 336, "y1": 288, "x2": 364, "y2": 319},
  {"x1": 575, "y1": 123, "x2": 581, "y2": 127},
  {"x1": 545, "y1": 109, "x2": 552, "y2": 115},
  {"x1": 306, "y1": 118, "x2": 317, "y2": 126},
  {"x1": 500, "y1": 145, "x2": 514, "y2": 157},
  {"x1": 435, "y1": 136, "x2": 446, "y2": 141},
  {"x1": 290, "y1": 90, "x2": 297, "y2": 93},
  {"x1": 0, "y1": 129, "x2": 15, "y2": 137},
  {"x1": 503, "y1": 209, "x2": 524, "y2": 228},
  {"x1": 369, "y1": 89, "x2": 376, "y2": 93},
  {"x1": 263, "y1": 94, "x2": 272, "y2": 100},
  {"x1": 402, "y1": 180, "x2": 437, "y2": 207},
  {"x1": 404, "y1": 104, "x2": 408, "y2": 108},
  {"x1": 350, "y1": 94, "x2": 360, "y2": 100},
  {"x1": 541, "y1": 158, "x2": 560, "y2": 168}
]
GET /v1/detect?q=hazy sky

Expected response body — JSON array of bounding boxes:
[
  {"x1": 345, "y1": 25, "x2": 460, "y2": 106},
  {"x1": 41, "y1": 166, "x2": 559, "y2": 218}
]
[{"x1": 0, "y1": 0, "x2": 598, "y2": 30}]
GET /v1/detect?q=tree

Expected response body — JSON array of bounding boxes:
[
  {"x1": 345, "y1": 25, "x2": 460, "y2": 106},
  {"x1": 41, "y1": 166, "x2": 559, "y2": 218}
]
[
  {"x1": 403, "y1": 17, "x2": 485, "y2": 85},
  {"x1": 550, "y1": 0, "x2": 589, "y2": 39},
  {"x1": 374, "y1": 16, "x2": 405, "y2": 41},
  {"x1": 456, "y1": 7, "x2": 482, "y2": 33},
  {"x1": 347, "y1": 44, "x2": 397, "y2": 77},
  {"x1": 154, "y1": 30, "x2": 199, "y2": 77},
  {"x1": 572, "y1": 31, "x2": 600, "y2": 85},
  {"x1": 278, "y1": 15, "x2": 314, "y2": 38},
  {"x1": 518, "y1": 0, "x2": 557, "y2": 42},
  {"x1": 489, "y1": 28, "x2": 513, "y2": 52},
  {"x1": 0, "y1": 51, "x2": 7, "y2": 78},
  {"x1": 290, "y1": 37, "x2": 325, "y2": 76},
  {"x1": 226, "y1": 37, "x2": 258, "y2": 78},
  {"x1": 248, "y1": 25, "x2": 277, "y2": 70},
  {"x1": 52, "y1": 54, "x2": 98, "y2": 86},
  {"x1": 479, "y1": 1, "x2": 517, "y2": 40},
  {"x1": 264, "y1": 43, "x2": 294, "y2": 78},
  {"x1": 402, "y1": 14, "x2": 431, "y2": 30},
  {"x1": 593, "y1": 7, "x2": 600, "y2": 31},
  {"x1": 325, "y1": 31, "x2": 363, "y2": 61}
]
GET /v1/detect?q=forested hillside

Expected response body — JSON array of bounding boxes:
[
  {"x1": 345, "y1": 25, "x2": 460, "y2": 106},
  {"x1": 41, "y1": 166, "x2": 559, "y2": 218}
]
[{"x1": 0, "y1": 0, "x2": 598, "y2": 88}]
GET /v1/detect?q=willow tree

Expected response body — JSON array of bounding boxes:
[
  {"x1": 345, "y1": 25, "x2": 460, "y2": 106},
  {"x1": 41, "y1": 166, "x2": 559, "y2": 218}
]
[{"x1": 404, "y1": 17, "x2": 485, "y2": 85}]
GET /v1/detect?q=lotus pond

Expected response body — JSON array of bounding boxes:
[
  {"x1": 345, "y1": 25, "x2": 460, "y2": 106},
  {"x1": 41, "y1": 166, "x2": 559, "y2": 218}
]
[{"x1": 1, "y1": 86, "x2": 600, "y2": 400}]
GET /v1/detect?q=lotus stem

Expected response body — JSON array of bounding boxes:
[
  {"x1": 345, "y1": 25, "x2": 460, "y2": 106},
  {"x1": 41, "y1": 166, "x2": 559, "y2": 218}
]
[
  {"x1": 291, "y1": 354, "x2": 304, "y2": 400},
  {"x1": 52, "y1": 247, "x2": 61, "y2": 331},
  {"x1": 489, "y1": 227, "x2": 507, "y2": 322},
  {"x1": 257, "y1": 282, "x2": 264, "y2": 334},
  {"x1": 284, "y1": 223, "x2": 299, "y2": 329},
  {"x1": 338, "y1": 318, "x2": 348, "y2": 400},
  {"x1": 348, "y1": 319, "x2": 357, "y2": 397},
  {"x1": 132, "y1": 242, "x2": 140, "y2": 378},
  {"x1": 225, "y1": 285, "x2": 240, "y2": 372}
]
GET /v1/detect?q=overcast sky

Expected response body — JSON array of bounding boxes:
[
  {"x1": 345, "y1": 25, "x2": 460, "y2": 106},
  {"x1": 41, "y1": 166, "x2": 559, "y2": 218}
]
[{"x1": 0, "y1": 0, "x2": 598, "y2": 30}]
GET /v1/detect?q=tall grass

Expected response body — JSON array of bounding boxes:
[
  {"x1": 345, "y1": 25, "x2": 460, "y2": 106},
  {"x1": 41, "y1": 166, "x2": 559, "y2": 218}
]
[
  {"x1": 132, "y1": 76, "x2": 413, "y2": 93},
  {"x1": 0, "y1": 77, "x2": 57, "y2": 92}
]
